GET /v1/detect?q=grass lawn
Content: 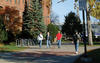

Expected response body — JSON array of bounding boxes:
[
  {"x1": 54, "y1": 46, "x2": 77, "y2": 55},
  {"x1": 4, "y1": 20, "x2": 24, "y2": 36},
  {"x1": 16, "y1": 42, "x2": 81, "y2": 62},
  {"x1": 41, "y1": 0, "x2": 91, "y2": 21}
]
[
  {"x1": 74, "y1": 48, "x2": 100, "y2": 63},
  {"x1": 0, "y1": 45, "x2": 27, "y2": 52},
  {"x1": 79, "y1": 41, "x2": 100, "y2": 46},
  {"x1": 62, "y1": 40, "x2": 72, "y2": 43}
]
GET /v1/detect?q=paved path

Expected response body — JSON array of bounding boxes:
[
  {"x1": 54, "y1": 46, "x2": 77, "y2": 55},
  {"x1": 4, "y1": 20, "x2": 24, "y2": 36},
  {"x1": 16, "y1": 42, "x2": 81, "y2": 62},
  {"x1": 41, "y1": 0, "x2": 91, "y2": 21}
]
[{"x1": 0, "y1": 43, "x2": 100, "y2": 63}]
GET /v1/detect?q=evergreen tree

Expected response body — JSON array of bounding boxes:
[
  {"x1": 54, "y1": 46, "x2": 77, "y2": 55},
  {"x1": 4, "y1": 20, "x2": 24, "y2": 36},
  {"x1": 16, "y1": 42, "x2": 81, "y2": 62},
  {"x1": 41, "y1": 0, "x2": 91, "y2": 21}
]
[
  {"x1": 0, "y1": 15, "x2": 8, "y2": 42},
  {"x1": 23, "y1": 0, "x2": 46, "y2": 38},
  {"x1": 62, "y1": 12, "x2": 82, "y2": 37},
  {"x1": 22, "y1": 0, "x2": 33, "y2": 38},
  {"x1": 31, "y1": 0, "x2": 46, "y2": 37},
  {"x1": 47, "y1": 23, "x2": 59, "y2": 41}
]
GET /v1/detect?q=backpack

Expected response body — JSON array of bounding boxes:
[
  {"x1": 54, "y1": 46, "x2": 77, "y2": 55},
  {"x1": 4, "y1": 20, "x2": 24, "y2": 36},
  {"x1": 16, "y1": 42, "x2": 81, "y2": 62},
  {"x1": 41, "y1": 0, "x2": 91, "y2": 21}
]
[
  {"x1": 73, "y1": 33, "x2": 80, "y2": 41},
  {"x1": 73, "y1": 34, "x2": 78, "y2": 41}
]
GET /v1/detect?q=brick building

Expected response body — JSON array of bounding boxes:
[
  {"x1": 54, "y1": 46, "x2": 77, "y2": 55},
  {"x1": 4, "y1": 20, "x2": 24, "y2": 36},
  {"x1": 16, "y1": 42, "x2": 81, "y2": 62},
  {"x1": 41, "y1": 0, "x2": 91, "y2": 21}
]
[
  {"x1": 0, "y1": 0, "x2": 51, "y2": 31},
  {"x1": 42, "y1": 0, "x2": 51, "y2": 25}
]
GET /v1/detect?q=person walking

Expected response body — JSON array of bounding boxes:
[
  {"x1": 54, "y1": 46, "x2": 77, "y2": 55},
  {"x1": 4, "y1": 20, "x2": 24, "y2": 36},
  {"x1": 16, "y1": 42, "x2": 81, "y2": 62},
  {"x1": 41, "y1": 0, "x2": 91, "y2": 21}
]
[
  {"x1": 37, "y1": 32, "x2": 43, "y2": 48},
  {"x1": 46, "y1": 32, "x2": 51, "y2": 48},
  {"x1": 56, "y1": 31, "x2": 62, "y2": 48},
  {"x1": 73, "y1": 32, "x2": 80, "y2": 54}
]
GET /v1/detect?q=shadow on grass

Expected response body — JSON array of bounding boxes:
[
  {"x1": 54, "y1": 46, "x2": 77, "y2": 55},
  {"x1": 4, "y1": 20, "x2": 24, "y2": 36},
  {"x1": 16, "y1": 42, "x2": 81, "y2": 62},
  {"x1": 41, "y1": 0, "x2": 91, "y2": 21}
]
[
  {"x1": 74, "y1": 48, "x2": 100, "y2": 63},
  {"x1": 0, "y1": 50, "x2": 12, "y2": 52}
]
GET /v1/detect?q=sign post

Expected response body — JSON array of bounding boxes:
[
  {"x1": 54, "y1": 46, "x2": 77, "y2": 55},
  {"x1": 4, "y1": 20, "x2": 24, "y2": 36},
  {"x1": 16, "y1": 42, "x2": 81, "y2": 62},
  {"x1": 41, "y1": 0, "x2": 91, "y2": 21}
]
[
  {"x1": 79, "y1": 0, "x2": 87, "y2": 10},
  {"x1": 79, "y1": 0, "x2": 87, "y2": 57}
]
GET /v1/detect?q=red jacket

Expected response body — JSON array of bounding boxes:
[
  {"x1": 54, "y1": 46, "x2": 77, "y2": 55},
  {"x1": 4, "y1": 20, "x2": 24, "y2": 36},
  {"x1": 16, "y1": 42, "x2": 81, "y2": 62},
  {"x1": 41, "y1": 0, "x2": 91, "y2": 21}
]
[{"x1": 56, "y1": 33, "x2": 62, "y2": 40}]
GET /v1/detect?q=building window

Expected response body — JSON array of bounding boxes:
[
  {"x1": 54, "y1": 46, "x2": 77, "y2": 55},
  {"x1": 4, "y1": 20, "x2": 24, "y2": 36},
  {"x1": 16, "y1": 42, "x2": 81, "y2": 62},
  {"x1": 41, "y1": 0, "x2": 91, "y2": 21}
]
[
  {"x1": 18, "y1": 0, "x2": 20, "y2": 4},
  {"x1": 5, "y1": 0, "x2": 8, "y2": 1},
  {"x1": 5, "y1": 14, "x2": 10, "y2": 21},
  {"x1": 0, "y1": 6, "x2": 3, "y2": 8},
  {"x1": 15, "y1": 0, "x2": 17, "y2": 4},
  {"x1": 27, "y1": 1, "x2": 29, "y2": 6},
  {"x1": 23, "y1": 0, "x2": 24, "y2": 3},
  {"x1": 10, "y1": 0, "x2": 12, "y2": 2}
]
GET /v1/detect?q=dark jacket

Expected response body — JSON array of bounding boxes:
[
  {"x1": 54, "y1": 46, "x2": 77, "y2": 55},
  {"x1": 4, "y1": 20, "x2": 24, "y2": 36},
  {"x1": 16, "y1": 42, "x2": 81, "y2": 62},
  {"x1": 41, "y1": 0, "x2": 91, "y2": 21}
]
[
  {"x1": 46, "y1": 35, "x2": 51, "y2": 40},
  {"x1": 73, "y1": 33, "x2": 80, "y2": 42}
]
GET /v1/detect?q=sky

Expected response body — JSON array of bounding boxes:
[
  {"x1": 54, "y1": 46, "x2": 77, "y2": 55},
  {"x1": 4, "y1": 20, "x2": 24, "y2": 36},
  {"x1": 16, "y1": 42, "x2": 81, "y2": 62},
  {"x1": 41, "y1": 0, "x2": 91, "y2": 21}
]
[
  {"x1": 52, "y1": 0, "x2": 77, "y2": 24},
  {"x1": 51, "y1": 0, "x2": 99, "y2": 25}
]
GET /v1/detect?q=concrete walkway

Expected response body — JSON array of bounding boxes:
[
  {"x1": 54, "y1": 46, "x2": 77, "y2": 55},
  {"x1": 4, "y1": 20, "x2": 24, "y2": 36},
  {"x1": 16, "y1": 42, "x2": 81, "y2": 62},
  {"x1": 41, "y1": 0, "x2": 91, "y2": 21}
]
[{"x1": 0, "y1": 43, "x2": 100, "y2": 63}]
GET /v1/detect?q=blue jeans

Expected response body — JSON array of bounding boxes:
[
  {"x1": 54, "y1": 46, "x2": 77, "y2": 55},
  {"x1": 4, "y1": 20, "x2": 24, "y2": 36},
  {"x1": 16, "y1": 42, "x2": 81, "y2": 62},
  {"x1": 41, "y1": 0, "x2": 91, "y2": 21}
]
[
  {"x1": 39, "y1": 40, "x2": 42, "y2": 48},
  {"x1": 47, "y1": 40, "x2": 51, "y2": 48},
  {"x1": 74, "y1": 41, "x2": 79, "y2": 52},
  {"x1": 57, "y1": 40, "x2": 61, "y2": 48}
]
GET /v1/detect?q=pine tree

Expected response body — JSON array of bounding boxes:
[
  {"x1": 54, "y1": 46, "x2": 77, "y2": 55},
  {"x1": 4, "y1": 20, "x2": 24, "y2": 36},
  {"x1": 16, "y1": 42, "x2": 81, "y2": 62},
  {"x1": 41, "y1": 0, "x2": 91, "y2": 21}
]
[
  {"x1": 23, "y1": 0, "x2": 46, "y2": 38},
  {"x1": 22, "y1": 0, "x2": 35, "y2": 38},
  {"x1": 0, "y1": 15, "x2": 8, "y2": 42},
  {"x1": 31, "y1": 0, "x2": 46, "y2": 37}
]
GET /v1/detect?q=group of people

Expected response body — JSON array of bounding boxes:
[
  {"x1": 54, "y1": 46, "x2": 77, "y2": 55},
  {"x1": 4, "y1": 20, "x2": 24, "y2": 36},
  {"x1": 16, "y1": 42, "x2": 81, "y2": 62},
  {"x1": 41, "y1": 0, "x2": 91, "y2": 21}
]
[
  {"x1": 37, "y1": 31, "x2": 62, "y2": 48},
  {"x1": 37, "y1": 31, "x2": 81, "y2": 54}
]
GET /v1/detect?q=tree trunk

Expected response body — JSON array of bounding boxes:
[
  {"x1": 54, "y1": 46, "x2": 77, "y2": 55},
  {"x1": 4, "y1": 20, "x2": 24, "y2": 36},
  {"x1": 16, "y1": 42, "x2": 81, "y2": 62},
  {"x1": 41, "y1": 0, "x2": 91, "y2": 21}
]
[{"x1": 86, "y1": 9, "x2": 93, "y2": 45}]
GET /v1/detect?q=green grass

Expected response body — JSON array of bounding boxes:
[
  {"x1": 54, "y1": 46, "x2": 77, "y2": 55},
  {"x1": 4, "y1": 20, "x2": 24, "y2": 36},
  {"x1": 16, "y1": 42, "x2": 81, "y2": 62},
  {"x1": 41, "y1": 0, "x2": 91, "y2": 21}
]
[
  {"x1": 61, "y1": 39, "x2": 73, "y2": 43},
  {"x1": 0, "y1": 45, "x2": 27, "y2": 52},
  {"x1": 74, "y1": 48, "x2": 100, "y2": 63},
  {"x1": 79, "y1": 41, "x2": 100, "y2": 46}
]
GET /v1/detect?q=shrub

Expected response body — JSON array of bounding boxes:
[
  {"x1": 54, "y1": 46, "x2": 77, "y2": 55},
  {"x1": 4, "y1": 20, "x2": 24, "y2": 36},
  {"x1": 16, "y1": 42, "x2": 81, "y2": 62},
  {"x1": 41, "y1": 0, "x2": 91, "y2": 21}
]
[{"x1": 47, "y1": 23, "x2": 59, "y2": 42}]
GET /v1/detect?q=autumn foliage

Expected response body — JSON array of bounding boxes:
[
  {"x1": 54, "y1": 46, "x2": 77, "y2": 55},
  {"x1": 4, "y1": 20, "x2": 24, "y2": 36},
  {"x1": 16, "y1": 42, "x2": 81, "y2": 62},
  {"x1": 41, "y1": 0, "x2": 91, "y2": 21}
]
[{"x1": 0, "y1": 6, "x2": 22, "y2": 35}]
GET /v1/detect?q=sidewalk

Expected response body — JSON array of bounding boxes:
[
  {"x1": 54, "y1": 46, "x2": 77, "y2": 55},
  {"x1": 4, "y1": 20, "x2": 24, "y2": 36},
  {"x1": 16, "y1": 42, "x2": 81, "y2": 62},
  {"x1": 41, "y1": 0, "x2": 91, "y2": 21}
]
[{"x1": 0, "y1": 43, "x2": 100, "y2": 63}]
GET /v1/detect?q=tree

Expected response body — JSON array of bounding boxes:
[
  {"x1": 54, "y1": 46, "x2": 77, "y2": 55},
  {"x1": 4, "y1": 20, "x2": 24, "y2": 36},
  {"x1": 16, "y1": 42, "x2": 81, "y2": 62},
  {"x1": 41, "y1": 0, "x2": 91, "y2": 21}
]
[
  {"x1": 58, "y1": 0, "x2": 94, "y2": 45},
  {"x1": 23, "y1": 0, "x2": 46, "y2": 38},
  {"x1": 32, "y1": 0, "x2": 46, "y2": 37},
  {"x1": 47, "y1": 23, "x2": 59, "y2": 42},
  {"x1": 0, "y1": 15, "x2": 8, "y2": 43},
  {"x1": 86, "y1": 0, "x2": 96, "y2": 45},
  {"x1": 4, "y1": 6, "x2": 21, "y2": 36},
  {"x1": 22, "y1": 0, "x2": 33, "y2": 38},
  {"x1": 50, "y1": 11, "x2": 59, "y2": 25},
  {"x1": 62, "y1": 12, "x2": 82, "y2": 37},
  {"x1": 90, "y1": 2, "x2": 100, "y2": 19},
  {"x1": 0, "y1": 6, "x2": 22, "y2": 43}
]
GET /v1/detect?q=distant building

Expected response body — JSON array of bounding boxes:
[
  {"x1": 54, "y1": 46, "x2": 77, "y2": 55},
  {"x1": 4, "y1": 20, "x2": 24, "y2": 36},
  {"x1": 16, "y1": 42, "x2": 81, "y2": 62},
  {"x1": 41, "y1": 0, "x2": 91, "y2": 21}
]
[
  {"x1": 0, "y1": 0, "x2": 51, "y2": 31},
  {"x1": 85, "y1": 24, "x2": 100, "y2": 38},
  {"x1": 42, "y1": 0, "x2": 51, "y2": 25},
  {"x1": 96, "y1": 0, "x2": 100, "y2": 2},
  {"x1": 58, "y1": 24, "x2": 100, "y2": 39},
  {"x1": 91, "y1": 24, "x2": 100, "y2": 38}
]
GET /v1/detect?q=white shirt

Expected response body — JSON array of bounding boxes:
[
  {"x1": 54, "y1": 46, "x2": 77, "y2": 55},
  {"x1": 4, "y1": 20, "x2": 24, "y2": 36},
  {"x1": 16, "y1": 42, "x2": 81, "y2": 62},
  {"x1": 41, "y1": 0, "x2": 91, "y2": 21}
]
[{"x1": 37, "y1": 34, "x2": 43, "y2": 40}]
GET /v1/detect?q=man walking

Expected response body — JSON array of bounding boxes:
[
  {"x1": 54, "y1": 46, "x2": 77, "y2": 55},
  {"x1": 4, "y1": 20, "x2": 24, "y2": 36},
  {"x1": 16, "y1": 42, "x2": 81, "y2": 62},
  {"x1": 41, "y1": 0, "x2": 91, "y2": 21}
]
[
  {"x1": 56, "y1": 31, "x2": 62, "y2": 48},
  {"x1": 46, "y1": 32, "x2": 51, "y2": 48},
  {"x1": 37, "y1": 32, "x2": 43, "y2": 48},
  {"x1": 73, "y1": 32, "x2": 80, "y2": 54}
]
